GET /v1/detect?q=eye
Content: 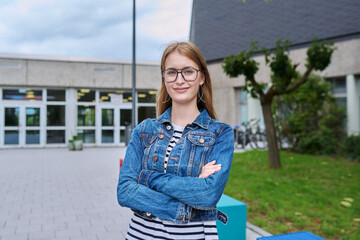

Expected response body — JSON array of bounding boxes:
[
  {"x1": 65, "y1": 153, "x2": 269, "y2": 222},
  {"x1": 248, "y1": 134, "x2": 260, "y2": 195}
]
[
  {"x1": 183, "y1": 68, "x2": 195, "y2": 75},
  {"x1": 166, "y1": 69, "x2": 177, "y2": 76}
]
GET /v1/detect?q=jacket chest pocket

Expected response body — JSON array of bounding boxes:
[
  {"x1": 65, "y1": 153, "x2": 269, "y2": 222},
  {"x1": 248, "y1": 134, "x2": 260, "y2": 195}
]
[
  {"x1": 141, "y1": 134, "x2": 158, "y2": 170},
  {"x1": 185, "y1": 133, "x2": 216, "y2": 177}
]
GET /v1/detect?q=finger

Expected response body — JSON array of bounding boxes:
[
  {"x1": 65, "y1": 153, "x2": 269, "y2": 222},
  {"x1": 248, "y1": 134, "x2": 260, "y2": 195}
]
[
  {"x1": 205, "y1": 160, "x2": 216, "y2": 166},
  {"x1": 202, "y1": 164, "x2": 221, "y2": 171}
]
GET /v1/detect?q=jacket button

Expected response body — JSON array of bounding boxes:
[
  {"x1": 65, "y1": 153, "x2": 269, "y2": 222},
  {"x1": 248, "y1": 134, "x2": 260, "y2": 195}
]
[
  {"x1": 159, "y1": 134, "x2": 164, "y2": 139},
  {"x1": 153, "y1": 156, "x2": 158, "y2": 162},
  {"x1": 166, "y1": 125, "x2": 171, "y2": 130},
  {"x1": 199, "y1": 138, "x2": 204, "y2": 144}
]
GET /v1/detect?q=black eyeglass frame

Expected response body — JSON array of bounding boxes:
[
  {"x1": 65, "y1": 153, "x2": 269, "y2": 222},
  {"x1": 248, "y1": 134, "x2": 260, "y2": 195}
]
[{"x1": 161, "y1": 67, "x2": 202, "y2": 83}]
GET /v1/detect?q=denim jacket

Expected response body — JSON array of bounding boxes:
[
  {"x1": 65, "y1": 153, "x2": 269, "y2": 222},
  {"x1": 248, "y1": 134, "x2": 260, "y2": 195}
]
[{"x1": 117, "y1": 107, "x2": 234, "y2": 224}]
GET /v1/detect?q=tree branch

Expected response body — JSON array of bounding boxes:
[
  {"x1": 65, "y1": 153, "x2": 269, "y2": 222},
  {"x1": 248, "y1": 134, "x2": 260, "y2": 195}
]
[
  {"x1": 285, "y1": 66, "x2": 314, "y2": 93},
  {"x1": 266, "y1": 85, "x2": 279, "y2": 98},
  {"x1": 248, "y1": 77, "x2": 265, "y2": 98}
]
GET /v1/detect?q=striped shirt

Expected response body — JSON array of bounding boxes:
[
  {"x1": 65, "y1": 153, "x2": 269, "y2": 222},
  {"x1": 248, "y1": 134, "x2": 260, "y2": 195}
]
[
  {"x1": 164, "y1": 124, "x2": 183, "y2": 172},
  {"x1": 126, "y1": 214, "x2": 218, "y2": 240},
  {"x1": 126, "y1": 123, "x2": 218, "y2": 240}
]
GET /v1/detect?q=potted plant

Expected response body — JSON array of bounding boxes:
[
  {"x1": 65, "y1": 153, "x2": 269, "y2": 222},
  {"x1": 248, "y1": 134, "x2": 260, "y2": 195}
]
[
  {"x1": 68, "y1": 138, "x2": 75, "y2": 150},
  {"x1": 68, "y1": 135, "x2": 83, "y2": 151}
]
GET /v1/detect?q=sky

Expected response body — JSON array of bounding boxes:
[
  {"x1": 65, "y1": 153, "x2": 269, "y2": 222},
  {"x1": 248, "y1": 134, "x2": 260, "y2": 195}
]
[{"x1": 0, "y1": 0, "x2": 192, "y2": 61}]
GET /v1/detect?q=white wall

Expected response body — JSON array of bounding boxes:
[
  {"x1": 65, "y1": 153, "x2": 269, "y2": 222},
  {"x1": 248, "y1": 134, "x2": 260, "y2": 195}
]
[{"x1": 346, "y1": 75, "x2": 360, "y2": 135}]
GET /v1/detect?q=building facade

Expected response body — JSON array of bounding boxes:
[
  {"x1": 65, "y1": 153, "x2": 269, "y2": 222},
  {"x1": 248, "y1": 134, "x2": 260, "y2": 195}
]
[
  {"x1": 190, "y1": 0, "x2": 360, "y2": 135},
  {"x1": 0, "y1": 53, "x2": 160, "y2": 148}
]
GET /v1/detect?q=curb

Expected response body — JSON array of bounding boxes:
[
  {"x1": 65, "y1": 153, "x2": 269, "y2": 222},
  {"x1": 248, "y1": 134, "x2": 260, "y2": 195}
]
[{"x1": 246, "y1": 222, "x2": 273, "y2": 237}]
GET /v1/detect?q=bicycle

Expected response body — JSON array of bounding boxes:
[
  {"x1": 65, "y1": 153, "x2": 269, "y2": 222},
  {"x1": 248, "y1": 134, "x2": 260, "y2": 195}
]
[
  {"x1": 248, "y1": 118, "x2": 267, "y2": 149},
  {"x1": 234, "y1": 119, "x2": 267, "y2": 150},
  {"x1": 234, "y1": 121, "x2": 257, "y2": 150}
]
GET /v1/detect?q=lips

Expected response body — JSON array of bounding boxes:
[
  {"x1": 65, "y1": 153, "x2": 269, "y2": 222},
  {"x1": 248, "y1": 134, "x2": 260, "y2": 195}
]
[{"x1": 174, "y1": 87, "x2": 189, "y2": 93}]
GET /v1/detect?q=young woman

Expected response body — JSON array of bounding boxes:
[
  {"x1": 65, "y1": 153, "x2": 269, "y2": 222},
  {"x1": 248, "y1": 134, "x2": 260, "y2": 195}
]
[{"x1": 117, "y1": 41, "x2": 234, "y2": 240}]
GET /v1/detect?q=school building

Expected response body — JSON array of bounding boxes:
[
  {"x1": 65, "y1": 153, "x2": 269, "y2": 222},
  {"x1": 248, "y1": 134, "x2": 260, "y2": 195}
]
[
  {"x1": 1, "y1": 0, "x2": 360, "y2": 149},
  {"x1": 190, "y1": 0, "x2": 360, "y2": 135},
  {"x1": 0, "y1": 54, "x2": 159, "y2": 148}
]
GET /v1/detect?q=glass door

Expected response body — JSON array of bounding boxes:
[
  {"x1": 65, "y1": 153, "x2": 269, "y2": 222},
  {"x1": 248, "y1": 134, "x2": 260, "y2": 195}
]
[
  {"x1": 119, "y1": 107, "x2": 132, "y2": 145},
  {"x1": 24, "y1": 107, "x2": 41, "y2": 145},
  {"x1": 3, "y1": 105, "x2": 42, "y2": 147},
  {"x1": 98, "y1": 106, "x2": 132, "y2": 145},
  {"x1": 100, "y1": 107, "x2": 115, "y2": 144},
  {"x1": 4, "y1": 107, "x2": 20, "y2": 145}
]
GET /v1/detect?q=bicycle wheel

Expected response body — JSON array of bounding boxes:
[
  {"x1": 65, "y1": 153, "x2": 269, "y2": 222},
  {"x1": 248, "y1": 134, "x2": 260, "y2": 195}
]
[
  {"x1": 256, "y1": 133, "x2": 267, "y2": 149},
  {"x1": 248, "y1": 134, "x2": 258, "y2": 149}
]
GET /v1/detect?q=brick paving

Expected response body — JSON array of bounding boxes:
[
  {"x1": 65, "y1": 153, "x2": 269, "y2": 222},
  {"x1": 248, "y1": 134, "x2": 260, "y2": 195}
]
[{"x1": 0, "y1": 147, "x2": 267, "y2": 240}]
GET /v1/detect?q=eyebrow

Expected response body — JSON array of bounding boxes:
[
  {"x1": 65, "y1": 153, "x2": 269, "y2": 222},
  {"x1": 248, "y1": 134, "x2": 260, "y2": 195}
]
[{"x1": 165, "y1": 66, "x2": 195, "y2": 70}]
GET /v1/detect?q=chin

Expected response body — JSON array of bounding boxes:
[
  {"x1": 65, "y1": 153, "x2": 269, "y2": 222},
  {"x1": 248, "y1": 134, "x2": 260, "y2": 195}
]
[{"x1": 171, "y1": 97, "x2": 197, "y2": 106}]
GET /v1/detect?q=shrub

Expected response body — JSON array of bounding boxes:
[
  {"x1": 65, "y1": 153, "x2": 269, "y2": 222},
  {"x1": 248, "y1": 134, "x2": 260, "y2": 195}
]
[
  {"x1": 342, "y1": 135, "x2": 360, "y2": 161},
  {"x1": 273, "y1": 74, "x2": 346, "y2": 155},
  {"x1": 295, "y1": 127, "x2": 338, "y2": 155}
]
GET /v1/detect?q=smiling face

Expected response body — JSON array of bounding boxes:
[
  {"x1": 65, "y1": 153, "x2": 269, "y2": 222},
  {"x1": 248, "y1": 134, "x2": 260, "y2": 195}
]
[{"x1": 163, "y1": 51, "x2": 205, "y2": 107}]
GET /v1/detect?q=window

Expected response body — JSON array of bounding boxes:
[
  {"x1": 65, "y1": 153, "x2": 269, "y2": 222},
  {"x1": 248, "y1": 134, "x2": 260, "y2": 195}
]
[
  {"x1": 26, "y1": 107, "x2": 40, "y2": 126},
  {"x1": 120, "y1": 109, "x2": 132, "y2": 126},
  {"x1": 77, "y1": 130, "x2": 96, "y2": 143},
  {"x1": 46, "y1": 130, "x2": 65, "y2": 144},
  {"x1": 3, "y1": 88, "x2": 42, "y2": 101},
  {"x1": 138, "y1": 90, "x2": 157, "y2": 103},
  {"x1": 47, "y1": 89, "x2": 65, "y2": 101},
  {"x1": 238, "y1": 88, "x2": 248, "y2": 124},
  {"x1": 328, "y1": 77, "x2": 347, "y2": 109},
  {"x1": 328, "y1": 77, "x2": 346, "y2": 94},
  {"x1": 47, "y1": 106, "x2": 65, "y2": 126},
  {"x1": 77, "y1": 89, "x2": 95, "y2": 102},
  {"x1": 138, "y1": 106, "x2": 156, "y2": 123},
  {"x1": 78, "y1": 106, "x2": 95, "y2": 126}
]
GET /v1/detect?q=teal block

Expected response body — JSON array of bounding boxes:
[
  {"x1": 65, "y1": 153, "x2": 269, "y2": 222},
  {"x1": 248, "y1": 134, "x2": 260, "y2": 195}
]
[
  {"x1": 257, "y1": 231, "x2": 326, "y2": 240},
  {"x1": 217, "y1": 194, "x2": 247, "y2": 240}
]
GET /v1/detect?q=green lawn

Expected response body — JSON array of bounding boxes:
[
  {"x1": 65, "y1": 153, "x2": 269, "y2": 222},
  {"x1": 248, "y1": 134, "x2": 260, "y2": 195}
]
[{"x1": 224, "y1": 150, "x2": 360, "y2": 240}]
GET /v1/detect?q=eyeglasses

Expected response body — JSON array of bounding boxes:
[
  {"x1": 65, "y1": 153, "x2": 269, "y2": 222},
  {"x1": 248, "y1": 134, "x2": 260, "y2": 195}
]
[{"x1": 162, "y1": 67, "x2": 201, "y2": 83}]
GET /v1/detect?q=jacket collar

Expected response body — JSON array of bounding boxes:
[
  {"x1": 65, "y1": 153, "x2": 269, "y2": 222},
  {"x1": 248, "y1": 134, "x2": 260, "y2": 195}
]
[{"x1": 156, "y1": 107, "x2": 211, "y2": 130}]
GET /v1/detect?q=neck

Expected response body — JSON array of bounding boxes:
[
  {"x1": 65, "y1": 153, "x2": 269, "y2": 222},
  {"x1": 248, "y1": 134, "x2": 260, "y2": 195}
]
[{"x1": 171, "y1": 102, "x2": 200, "y2": 127}]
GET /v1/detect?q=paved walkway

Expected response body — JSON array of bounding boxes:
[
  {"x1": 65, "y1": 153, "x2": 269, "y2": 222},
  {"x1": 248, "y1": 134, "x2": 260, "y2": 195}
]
[{"x1": 0, "y1": 147, "x2": 270, "y2": 240}]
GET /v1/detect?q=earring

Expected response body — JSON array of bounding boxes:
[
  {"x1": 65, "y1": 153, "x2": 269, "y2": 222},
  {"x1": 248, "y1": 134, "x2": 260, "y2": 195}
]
[
  {"x1": 198, "y1": 85, "x2": 205, "y2": 103},
  {"x1": 163, "y1": 94, "x2": 171, "y2": 103}
]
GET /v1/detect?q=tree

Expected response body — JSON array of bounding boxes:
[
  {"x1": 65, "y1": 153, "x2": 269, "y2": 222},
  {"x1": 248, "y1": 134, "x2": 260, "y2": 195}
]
[
  {"x1": 222, "y1": 38, "x2": 335, "y2": 169},
  {"x1": 272, "y1": 74, "x2": 346, "y2": 155}
]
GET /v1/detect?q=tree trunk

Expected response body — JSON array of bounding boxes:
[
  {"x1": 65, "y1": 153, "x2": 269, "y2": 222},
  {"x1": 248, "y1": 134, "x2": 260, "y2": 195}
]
[{"x1": 261, "y1": 101, "x2": 281, "y2": 169}]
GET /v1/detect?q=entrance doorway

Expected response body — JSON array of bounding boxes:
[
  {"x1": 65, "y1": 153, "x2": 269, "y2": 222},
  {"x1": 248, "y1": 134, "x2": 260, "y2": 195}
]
[
  {"x1": 2, "y1": 105, "x2": 43, "y2": 147},
  {"x1": 97, "y1": 106, "x2": 132, "y2": 145}
]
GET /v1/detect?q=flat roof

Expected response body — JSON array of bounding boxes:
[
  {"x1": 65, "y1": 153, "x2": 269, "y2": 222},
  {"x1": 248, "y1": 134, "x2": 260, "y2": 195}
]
[{"x1": 0, "y1": 52, "x2": 160, "y2": 66}]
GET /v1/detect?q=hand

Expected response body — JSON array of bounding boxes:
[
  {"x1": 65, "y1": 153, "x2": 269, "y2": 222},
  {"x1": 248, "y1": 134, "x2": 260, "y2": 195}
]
[{"x1": 199, "y1": 160, "x2": 221, "y2": 178}]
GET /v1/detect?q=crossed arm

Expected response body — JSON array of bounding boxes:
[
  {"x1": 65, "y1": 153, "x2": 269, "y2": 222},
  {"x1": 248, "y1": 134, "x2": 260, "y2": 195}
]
[
  {"x1": 117, "y1": 121, "x2": 234, "y2": 220},
  {"x1": 138, "y1": 124, "x2": 234, "y2": 208}
]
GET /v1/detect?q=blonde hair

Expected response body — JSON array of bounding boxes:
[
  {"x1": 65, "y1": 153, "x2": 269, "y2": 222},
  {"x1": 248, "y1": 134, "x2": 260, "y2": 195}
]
[{"x1": 156, "y1": 41, "x2": 217, "y2": 119}]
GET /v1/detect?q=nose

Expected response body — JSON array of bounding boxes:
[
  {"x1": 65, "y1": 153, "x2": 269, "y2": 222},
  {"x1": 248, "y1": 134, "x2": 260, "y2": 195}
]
[{"x1": 175, "y1": 71, "x2": 186, "y2": 83}]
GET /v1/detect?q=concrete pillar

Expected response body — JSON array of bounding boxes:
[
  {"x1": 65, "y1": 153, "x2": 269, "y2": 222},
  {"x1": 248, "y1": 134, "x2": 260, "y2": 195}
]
[
  {"x1": 66, "y1": 88, "x2": 78, "y2": 141},
  {"x1": 346, "y1": 74, "x2": 360, "y2": 135}
]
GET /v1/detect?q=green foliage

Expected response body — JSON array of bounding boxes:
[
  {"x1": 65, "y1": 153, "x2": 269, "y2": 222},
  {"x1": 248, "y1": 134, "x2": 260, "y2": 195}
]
[
  {"x1": 307, "y1": 37, "x2": 336, "y2": 70},
  {"x1": 222, "y1": 38, "x2": 335, "y2": 97},
  {"x1": 225, "y1": 151, "x2": 360, "y2": 240},
  {"x1": 72, "y1": 135, "x2": 82, "y2": 141},
  {"x1": 222, "y1": 41, "x2": 258, "y2": 80},
  {"x1": 342, "y1": 135, "x2": 360, "y2": 162},
  {"x1": 222, "y1": 41, "x2": 264, "y2": 98},
  {"x1": 266, "y1": 39, "x2": 299, "y2": 94},
  {"x1": 295, "y1": 127, "x2": 339, "y2": 155},
  {"x1": 273, "y1": 74, "x2": 345, "y2": 155},
  {"x1": 222, "y1": 37, "x2": 335, "y2": 168}
]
